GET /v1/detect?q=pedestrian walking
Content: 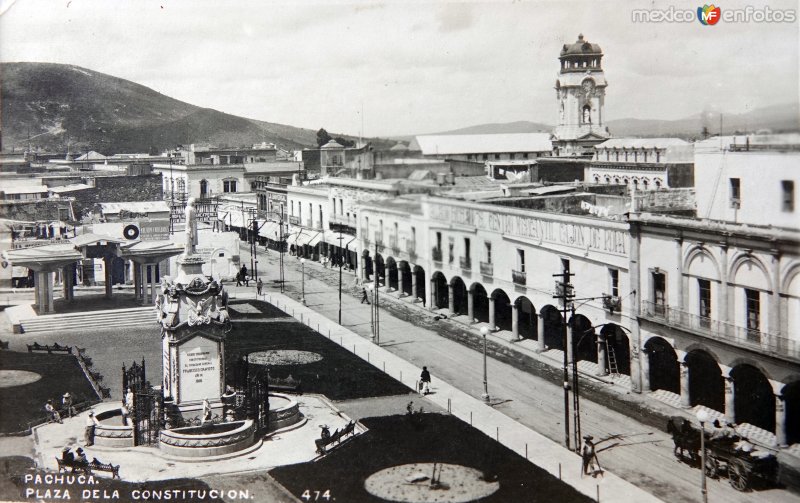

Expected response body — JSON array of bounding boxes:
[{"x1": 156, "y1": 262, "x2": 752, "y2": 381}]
[
  {"x1": 62, "y1": 392, "x2": 75, "y2": 418},
  {"x1": 85, "y1": 412, "x2": 97, "y2": 446},
  {"x1": 256, "y1": 278, "x2": 263, "y2": 295},
  {"x1": 360, "y1": 287, "x2": 370, "y2": 304},
  {"x1": 419, "y1": 366, "x2": 431, "y2": 395},
  {"x1": 45, "y1": 400, "x2": 62, "y2": 424},
  {"x1": 235, "y1": 271, "x2": 242, "y2": 287},
  {"x1": 581, "y1": 435, "x2": 603, "y2": 478}
]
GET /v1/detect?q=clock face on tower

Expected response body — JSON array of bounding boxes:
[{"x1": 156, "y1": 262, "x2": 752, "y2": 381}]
[{"x1": 582, "y1": 79, "x2": 595, "y2": 95}]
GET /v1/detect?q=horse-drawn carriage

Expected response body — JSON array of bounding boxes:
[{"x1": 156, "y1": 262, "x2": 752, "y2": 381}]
[{"x1": 667, "y1": 416, "x2": 778, "y2": 492}]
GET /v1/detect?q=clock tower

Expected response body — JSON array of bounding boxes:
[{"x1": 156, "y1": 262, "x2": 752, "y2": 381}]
[{"x1": 552, "y1": 34, "x2": 611, "y2": 156}]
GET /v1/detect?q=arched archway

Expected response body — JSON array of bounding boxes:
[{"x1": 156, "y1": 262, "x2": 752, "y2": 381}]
[
  {"x1": 784, "y1": 380, "x2": 800, "y2": 445},
  {"x1": 731, "y1": 364, "x2": 775, "y2": 433},
  {"x1": 399, "y1": 261, "x2": 412, "y2": 296},
  {"x1": 450, "y1": 276, "x2": 468, "y2": 316},
  {"x1": 413, "y1": 265, "x2": 426, "y2": 305},
  {"x1": 492, "y1": 289, "x2": 512, "y2": 332},
  {"x1": 644, "y1": 337, "x2": 679, "y2": 394},
  {"x1": 515, "y1": 296, "x2": 537, "y2": 340},
  {"x1": 431, "y1": 272, "x2": 448, "y2": 310},
  {"x1": 374, "y1": 254, "x2": 385, "y2": 287},
  {"x1": 540, "y1": 305, "x2": 564, "y2": 351},
  {"x1": 385, "y1": 256, "x2": 398, "y2": 291},
  {"x1": 601, "y1": 324, "x2": 630, "y2": 375},
  {"x1": 685, "y1": 349, "x2": 724, "y2": 412},
  {"x1": 571, "y1": 314, "x2": 596, "y2": 363},
  {"x1": 471, "y1": 283, "x2": 489, "y2": 323}
]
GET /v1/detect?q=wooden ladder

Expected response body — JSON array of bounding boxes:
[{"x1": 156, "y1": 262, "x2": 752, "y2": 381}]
[{"x1": 606, "y1": 341, "x2": 620, "y2": 376}]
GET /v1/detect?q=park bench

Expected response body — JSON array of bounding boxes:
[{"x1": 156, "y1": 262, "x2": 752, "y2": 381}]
[
  {"x1": 28, "y1": 342, "x2": 72, "y2": 354},
  {"x1": 56, "y1": 458, "x2": 120, "y2": 479},
  {"x1": 314, "y1": 421, "x2": 357, "y2": 455},
  {"x1": 270, "y1": 376, "x2": 302, "y2": 394}
]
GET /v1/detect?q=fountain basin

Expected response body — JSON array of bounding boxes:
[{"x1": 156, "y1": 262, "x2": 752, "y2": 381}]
[
  {"x1": 93, "y1": 408, "x2": 134, "y2": 448},
  {"x1": 159, "y1": 420, "x2": 255, "y2": 458},
  {"x1": 268, "y1": 393, "x2": 302, "y2": 431}
]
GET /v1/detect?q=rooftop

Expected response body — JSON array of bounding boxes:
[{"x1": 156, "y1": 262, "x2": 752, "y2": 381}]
[
  {"x1": 98, "y1": 201, "x2": 169, "y2": 215},
  {"x1": 413, "y1": 133, "x2": 553, "y2": 156}
]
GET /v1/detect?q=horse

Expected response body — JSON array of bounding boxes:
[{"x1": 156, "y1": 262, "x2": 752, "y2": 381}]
[{"x1": 667, "y1": 416, "x2": 700, "y2": 462}]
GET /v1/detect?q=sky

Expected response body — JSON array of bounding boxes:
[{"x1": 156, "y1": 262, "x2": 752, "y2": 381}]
[{"x1": 1, "y1": 0, "x2": 798, "y2": 137}]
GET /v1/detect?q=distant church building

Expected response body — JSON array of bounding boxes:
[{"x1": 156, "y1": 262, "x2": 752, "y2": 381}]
[{"x1": 552, "y1": 34, "x2": 611, "y2": 157}]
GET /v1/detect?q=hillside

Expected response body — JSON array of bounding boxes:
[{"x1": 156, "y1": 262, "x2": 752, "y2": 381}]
[
  {"x1": 398, "y1": 104, "x2": 798, "y2": 140},
  {"x1": 0, "y1": 62, "x2": 369, "y2": 153}
]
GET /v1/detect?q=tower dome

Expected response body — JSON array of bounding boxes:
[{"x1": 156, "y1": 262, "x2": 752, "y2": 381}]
[{"x1": 559, "y1": 34, "x2": 603, "y2": 72}]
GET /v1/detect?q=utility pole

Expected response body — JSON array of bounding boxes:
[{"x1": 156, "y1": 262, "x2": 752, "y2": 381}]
[
  {"x1": 373, "y1": 241, "x2": 380, "y2": 345},
  {"x1": 338, "y1": 226, "x2": 343, "y2": 325},
  {"x1": 252, "y1": 214, "x2": 259, "y2": 282},
  {"x1": 553, "y1": 264, "x2": 575, "y2": 451}
]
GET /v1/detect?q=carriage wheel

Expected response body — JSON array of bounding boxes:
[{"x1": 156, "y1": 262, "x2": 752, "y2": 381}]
[
  {"x1": 728, "y1": 459, "x2": 750, "y2": 492},
  {"x1": 704, "y1": 456, "x2": 718, "y2": 478}
]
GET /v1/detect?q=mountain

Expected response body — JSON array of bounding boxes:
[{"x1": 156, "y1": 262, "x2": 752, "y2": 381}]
[
  {"x1": 0, "y1": 62, "x2": 378, "y2": 153},
  {"x1": 397, "y1": 104, "x2": 798, "y2": 140},
  {"x1": 607, "y1": 104, "x2": 800, "y2": 138}
]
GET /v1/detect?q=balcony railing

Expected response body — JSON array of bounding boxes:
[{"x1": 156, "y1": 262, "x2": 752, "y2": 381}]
[
  {"x1": 480, "y1": 261, "x2": 493, "y2": 276},
  {"x1": 432, "y1": 247, "x2": 443, "y2": 263},
  {"x1": 288, "y1": 215, "x2": 300, "y2": 226},
  {"x1": 640, "y1": 301, "x2": 799, "y2": 360},
  {"x1": 460, "y1": 257, "x2": 472, "y2": 271},
  {"x1": 512, "y1": 269, "x2": 527, "y2": 286}
]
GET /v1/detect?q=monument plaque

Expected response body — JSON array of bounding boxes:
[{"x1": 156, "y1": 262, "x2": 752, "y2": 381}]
[{"x1": 178, "y1": 337, "x2": 221, "y2": 403}]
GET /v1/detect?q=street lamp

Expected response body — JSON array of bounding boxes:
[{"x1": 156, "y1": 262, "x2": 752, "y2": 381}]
[
  {"x1": 300, "y1": 257, "x2": 306, "y2": 305},
  {"x1": 480, "y1": 326, "x2": 490, "y2": 403},
  {"x1": 696, "y1": 409, "x2": 709, "y2": 503}
]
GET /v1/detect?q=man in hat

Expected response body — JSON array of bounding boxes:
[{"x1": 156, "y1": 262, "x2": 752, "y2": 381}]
[
  {"x1": 581, "y1": 435, "x2": 599, "y2": 477},
  {"x1": 61, "y1": 447, "x2": 74, "y2": 463},
  {"x1": 419, "y1": 367, "x2": 431, "y2": 395},
  {"x1": 85, "y1": 412, "x2": 98, "y2": 446},
  {"x1": 74, "y1": 448, "x2": 88, "y2": 473},
  {"x1": 62, "y1": 393, "x2": 75, "y2": 418}
]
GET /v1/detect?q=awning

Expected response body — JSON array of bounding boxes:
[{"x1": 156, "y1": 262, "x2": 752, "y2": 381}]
[
  {"x1": 259, "y1": 221, "x2": 279, "y2": 239},
  {"x1": 306, "y1": 232, "x2": 322, "y2": 247},
  {"x1": 322, "y1": 229, "x2": 355, "y2": 246}
]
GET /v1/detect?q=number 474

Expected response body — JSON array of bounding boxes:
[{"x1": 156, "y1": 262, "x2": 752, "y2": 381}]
[{"x1": 301, "y1": 490, "x2": 331, "y2": 501}]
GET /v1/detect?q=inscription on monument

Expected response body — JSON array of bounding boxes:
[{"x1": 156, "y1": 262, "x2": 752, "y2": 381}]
[{"x1": 178, "y1": 337, "x2": 220, "y2": 402}]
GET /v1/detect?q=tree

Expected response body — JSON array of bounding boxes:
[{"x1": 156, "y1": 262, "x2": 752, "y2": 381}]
[
  {"x1": 334, "y1": 137, "x2": 355, "y2": 147},
  {"x1": 316, "y1": 128, "x2": 332, "y2": 147}
]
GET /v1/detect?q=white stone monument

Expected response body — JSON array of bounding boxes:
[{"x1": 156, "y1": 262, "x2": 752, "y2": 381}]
[{"x1": 156, "y1": 198, "x2": 231, "y2": 422}]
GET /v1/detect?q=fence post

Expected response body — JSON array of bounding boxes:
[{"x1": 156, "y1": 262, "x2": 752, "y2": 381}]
[
  {"x1": 558, "y1": 463, "x2": 562, "y2": 480},
  {"x1": 496, "y1": 427, "x2": 499, "y2": 442},
  {"x1": 470, "y1": 411, "x2": 472, "y2": 426},
  {"x1": 525, "y1": 443, "x2": 528, "y2": 459},
  {"x1": 596, "y1": 485, "x2": 600, "y2": 503},
  {"x1": 447, "y1": 398, "x2": 451, "y2": 414}
]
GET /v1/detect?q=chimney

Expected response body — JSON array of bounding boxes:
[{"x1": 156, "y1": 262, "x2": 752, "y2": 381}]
[
  {"x1": 446, "y1": 172, "x2": 455, "y2": 185},
  {"x1": 436, "y1": 173, "x2": 446, "y2": 186}
]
